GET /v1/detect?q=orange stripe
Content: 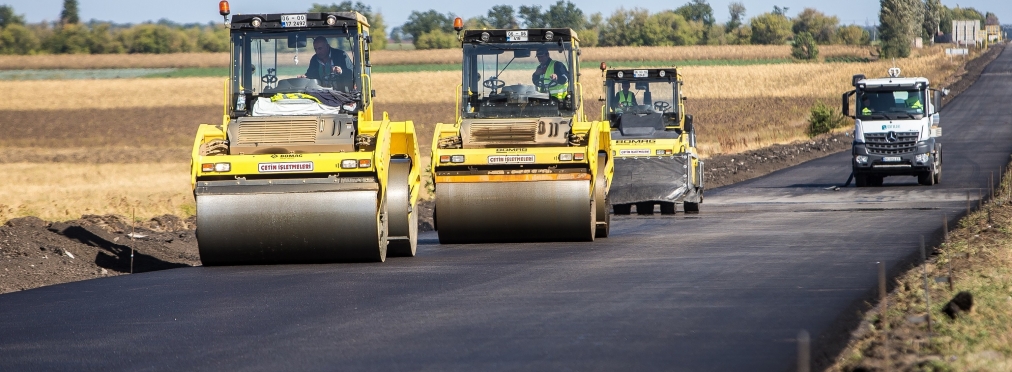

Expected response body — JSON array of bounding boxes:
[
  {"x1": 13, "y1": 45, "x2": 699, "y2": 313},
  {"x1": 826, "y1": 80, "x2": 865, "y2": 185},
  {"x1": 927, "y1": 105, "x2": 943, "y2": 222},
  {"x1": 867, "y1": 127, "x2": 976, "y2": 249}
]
[{"x1": 435, "y1": 173, "x2": 592, "y2": 183}]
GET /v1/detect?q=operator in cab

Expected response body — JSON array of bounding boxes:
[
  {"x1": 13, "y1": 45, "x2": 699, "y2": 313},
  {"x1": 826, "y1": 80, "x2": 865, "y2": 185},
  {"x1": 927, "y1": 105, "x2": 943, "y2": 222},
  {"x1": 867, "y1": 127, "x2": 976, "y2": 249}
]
[
  {"x1": 305, "y1": 36, "x2": 354, "y2": 90},
  {"x1": 532, "y1": 47, "x2": 570, "y2": 99},
  {"x1": 612, "y1": 81, "x2": 638, "y2": 110}
]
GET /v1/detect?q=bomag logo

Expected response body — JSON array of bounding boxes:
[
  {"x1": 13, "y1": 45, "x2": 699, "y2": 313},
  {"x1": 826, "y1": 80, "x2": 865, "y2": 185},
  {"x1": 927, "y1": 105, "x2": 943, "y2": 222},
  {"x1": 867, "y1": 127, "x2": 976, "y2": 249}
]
[
  {"x1": 615, "y1": 139, "x2": 656, "y2": 144},
  {"x1": 271, "y1": 154, "x2": 304, "y2": 158},
  {"x1": 496, "y1": 148, "x2": 528, "y2": 153}
]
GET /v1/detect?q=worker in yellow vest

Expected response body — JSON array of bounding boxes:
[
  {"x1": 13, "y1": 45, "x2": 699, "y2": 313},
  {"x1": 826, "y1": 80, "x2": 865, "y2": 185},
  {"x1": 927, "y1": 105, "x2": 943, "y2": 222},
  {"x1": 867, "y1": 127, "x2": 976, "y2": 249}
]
[
  {"x1": 532, "y1": 47, "x2": 570, "y2": 100},
  {"x1": 613, "y1": 81, "x2": 637, "y2": 111}
]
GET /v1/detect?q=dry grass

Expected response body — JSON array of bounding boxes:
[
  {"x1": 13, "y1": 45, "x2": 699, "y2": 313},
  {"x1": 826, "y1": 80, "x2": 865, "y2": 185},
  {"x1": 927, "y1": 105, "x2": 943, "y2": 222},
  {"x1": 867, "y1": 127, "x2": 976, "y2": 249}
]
[
  {"x1": 0, "y1": 45, "x2": 872, "y2": 70},
  {"x1": 0, "y1": 53, "x2": 229, "y2": 70},
  {"x1": 832, "y1": 165, "x2": 1012, "y2": 372},
  {"x1": 0, "y1": 107, "x2": 216, "y2": 147},
  {"x1": 0, "y1": 162, "x2": 193, "y2": 222}
]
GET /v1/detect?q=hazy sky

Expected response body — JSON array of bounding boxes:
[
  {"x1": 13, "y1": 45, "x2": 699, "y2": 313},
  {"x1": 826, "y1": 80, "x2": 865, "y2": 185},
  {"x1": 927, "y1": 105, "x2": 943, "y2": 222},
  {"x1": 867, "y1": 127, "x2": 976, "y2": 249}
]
[{"x1": 7, "y1": 0, "x2": 1009, "y2": 28}]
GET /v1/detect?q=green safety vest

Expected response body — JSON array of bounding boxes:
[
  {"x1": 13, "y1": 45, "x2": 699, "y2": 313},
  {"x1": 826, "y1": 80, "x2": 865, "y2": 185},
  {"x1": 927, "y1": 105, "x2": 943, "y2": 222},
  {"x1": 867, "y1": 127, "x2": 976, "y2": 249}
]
[
  {"x1": 538, "y1": 61, "x2": 569, "y2": 100},
  {"x1": 617, "y1": 91, "x2": 635, "y2": 107},
  {"x1": 862, "y1": 107, "x2": 872, "y2": 115}
]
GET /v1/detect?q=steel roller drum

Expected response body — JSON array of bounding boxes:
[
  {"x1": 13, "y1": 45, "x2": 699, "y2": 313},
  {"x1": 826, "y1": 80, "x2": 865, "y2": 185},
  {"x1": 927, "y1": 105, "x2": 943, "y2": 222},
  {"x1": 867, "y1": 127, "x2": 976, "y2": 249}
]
[
  {"x1": 609, "y1": 156, "x2": 690, "y2": 205},
  {"x1": 196, "y1": 188, "x2": 386, "y2": 265},
  {"x1": 386, "y1": 158, "x2": 417, "y2": 257},
  {"x1": 435, "y1": 180, "x2": 594, "y2": 244}
]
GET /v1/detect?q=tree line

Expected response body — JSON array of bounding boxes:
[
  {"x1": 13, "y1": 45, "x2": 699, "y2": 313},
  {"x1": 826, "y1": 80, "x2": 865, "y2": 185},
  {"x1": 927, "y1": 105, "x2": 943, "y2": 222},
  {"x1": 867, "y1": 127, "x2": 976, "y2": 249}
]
[{"x1": 0, "y1": 0, "x2": 998, "y2": 56}]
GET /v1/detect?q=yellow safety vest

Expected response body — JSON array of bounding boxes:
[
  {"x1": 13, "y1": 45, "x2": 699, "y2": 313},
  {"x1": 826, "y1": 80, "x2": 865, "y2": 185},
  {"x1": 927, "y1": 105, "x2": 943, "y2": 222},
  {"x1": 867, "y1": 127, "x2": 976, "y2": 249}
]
[
  {"x1": 538, "y1": 61, "x2": 569, "y2": 100},
  {"x1": 862, "y1": 107, "x2": 872, "y2": 115},
  {"x1": 906, "y1": 96, "x2": 923, "y2": 110},
  {"x1": 617, "y1": 91, "x2": 635, "y2": 107}
]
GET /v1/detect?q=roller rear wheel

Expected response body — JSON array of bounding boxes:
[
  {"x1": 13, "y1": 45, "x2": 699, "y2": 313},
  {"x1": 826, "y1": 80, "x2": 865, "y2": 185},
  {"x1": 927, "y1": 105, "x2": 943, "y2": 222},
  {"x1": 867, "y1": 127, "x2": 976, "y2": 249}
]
[{"x1": 387, "y1": 158, "x2": 417, "y2": 257}]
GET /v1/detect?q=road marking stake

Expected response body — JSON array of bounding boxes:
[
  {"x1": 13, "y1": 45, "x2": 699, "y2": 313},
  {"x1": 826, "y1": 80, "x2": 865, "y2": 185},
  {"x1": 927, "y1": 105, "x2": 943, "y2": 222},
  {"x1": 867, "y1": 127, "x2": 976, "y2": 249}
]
[
  {"x1": 877, "y1": 261, "x2": 890, "y2": 369},
  {"x1": 921, "y1": 236, "x2": 933, "y2": 338},
  {"x1": 943, "y1": 215, "x2": 948, "y2": 243}
]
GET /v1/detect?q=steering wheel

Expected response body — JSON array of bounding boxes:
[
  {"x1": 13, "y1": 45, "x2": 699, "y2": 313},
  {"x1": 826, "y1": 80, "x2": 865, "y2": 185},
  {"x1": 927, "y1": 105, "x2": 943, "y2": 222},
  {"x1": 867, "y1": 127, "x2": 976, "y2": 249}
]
[
  {"x1": 534, "y1": 78, "x2": 563, "y2": 93},
  {"x1": 261, "y1": 68, "x2": 278, "y2": 87},
  {"x1": 483, "y1": 77, "x2": 506, "y2": 93},
  {"x1": 653, "y1": 101, "x2": 672, "y2": 112}
]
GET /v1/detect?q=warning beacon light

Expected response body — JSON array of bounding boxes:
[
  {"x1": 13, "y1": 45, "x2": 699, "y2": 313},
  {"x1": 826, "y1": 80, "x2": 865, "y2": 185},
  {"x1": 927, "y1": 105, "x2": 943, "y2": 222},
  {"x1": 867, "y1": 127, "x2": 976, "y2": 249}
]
[
  {"x1": 453, "y1": 17, "x2": 463, "y2": 32},
  {"x1": 219, "y1": 1, "x2": 230, "y2": 22}
]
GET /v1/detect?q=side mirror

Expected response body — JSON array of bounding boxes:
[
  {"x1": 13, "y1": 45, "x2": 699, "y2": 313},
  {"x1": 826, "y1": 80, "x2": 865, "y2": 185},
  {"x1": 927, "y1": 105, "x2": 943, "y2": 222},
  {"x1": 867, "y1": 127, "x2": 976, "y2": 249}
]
[
  {"x1": 514, "y1": 49, "x2": 531, "y2": 58},
  {"x1": 932, "y1": 90, "x2": 943, "y2": 113},
  {"x1": 842, "y1": 90, "x2": 856, "y2": 118}
]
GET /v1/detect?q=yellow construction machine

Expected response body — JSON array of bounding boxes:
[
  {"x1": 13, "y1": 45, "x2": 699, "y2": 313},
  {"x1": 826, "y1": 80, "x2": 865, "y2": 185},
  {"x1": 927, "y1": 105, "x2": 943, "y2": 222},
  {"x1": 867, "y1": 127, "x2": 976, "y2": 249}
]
[
  {"x1": 190, "y1": 4, "x2": 420, "y2": 264},
  {"x1": 430, "y1": 21, "x2": 613, "y2": 243},
  {"x1": 602, "y1": 67, "x2": 703, "y2": 215}
]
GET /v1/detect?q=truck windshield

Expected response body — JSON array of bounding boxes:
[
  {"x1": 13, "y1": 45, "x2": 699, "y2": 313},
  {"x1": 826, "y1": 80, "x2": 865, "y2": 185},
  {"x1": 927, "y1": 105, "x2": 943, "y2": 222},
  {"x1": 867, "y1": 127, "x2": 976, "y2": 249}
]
[
  {"x1": 857, "y1": 89, "x2": 926, "y2": 119},
  {"x1": 231, "y1": 30, "x2": 361, "y2": 96},
  {"x1": 606, "y1": 80, "x2": 677, "y2": 116},
  {"x1": 461, "y1": 42, "x2": 574, "y2": 119}
]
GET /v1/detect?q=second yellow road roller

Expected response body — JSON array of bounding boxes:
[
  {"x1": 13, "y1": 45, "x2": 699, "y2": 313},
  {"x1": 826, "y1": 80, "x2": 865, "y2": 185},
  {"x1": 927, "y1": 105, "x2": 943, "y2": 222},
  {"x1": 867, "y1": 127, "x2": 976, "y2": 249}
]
[
  {"x1": 430, "y1": 20, "x2": 613, "y2": 243},
  {"x1": 190, "y1": 6, "x2": 420, "y2": 264}
]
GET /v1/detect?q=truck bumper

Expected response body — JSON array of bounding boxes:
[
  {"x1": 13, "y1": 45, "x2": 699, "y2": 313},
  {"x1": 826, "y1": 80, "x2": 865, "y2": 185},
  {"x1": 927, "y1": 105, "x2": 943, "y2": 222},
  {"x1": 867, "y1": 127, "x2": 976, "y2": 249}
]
[{"x1": 852, "y1": 139, "x2": 937, "y2": 175}]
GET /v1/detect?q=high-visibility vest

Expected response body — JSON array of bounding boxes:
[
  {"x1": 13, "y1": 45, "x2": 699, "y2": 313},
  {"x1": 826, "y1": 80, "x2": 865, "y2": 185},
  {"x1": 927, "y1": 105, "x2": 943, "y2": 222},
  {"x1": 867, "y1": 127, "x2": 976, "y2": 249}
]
[
  {"x1": 538, "y1": 61, "x2": 569, "y2": 100},
  {"x1": 862, "y1": 107, "x2": 871, "y2": 115},
  {"x1": 906, "y1": 96, "x2": 923, "y2": 110},
  {"x1": 271, "y1": 93, "x2": 321, "y2": 103},
  {"x1": 617, "y1": 91, "x2": 635, "y2": 107}
]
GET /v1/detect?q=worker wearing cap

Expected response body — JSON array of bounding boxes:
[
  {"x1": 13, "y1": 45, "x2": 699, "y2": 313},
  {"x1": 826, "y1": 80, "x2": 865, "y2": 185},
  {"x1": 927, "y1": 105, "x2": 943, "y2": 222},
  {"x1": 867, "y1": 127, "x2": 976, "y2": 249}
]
[
  {"x1": 305, "y1": 36, "x2": 354, "y2": 90},
  {"x1": 613, "y1": 81, "x2": 637, "y2": 109},
  {"x1": 532, "y1": 47, "x2": 570, "y2": 100}
]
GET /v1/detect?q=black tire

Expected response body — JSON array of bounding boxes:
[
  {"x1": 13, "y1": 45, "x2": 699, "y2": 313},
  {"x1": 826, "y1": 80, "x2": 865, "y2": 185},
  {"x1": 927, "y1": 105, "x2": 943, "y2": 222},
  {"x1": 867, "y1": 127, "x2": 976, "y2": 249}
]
[
  {"x1": 855, "y1": 174, "x2": 868, "y2": 187},
  {"x1": 934, "y1": 167, "x2": 941, "y2": 184},
  {"x1": 869, "y1": 175, "x2": 884, "y2": 187},
  {"x1": 660, "y1": 202, "x2": 676, "y2": 215},
  {"x1": 683, "y1": 201, "x2": 699, "y2": 214},
  {"x1": 918, "y1": 171, "x2": 935, "y2": 186},
  {"x1": 636, "y1": 202, "x2": 654, "y2": 215},
  {"x1": 613, "y1": 204, "x2": 632, "y2": 215}
]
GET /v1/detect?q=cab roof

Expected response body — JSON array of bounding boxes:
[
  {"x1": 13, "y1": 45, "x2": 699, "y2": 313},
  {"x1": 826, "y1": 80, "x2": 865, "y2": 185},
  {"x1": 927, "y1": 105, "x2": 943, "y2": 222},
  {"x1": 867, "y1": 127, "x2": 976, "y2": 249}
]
[
  {"x1": 856, "y1": 76, "x2": 930, "y2": 89},
  {"x1": 230, "y1": 12, "x2": 368, "y2": 30},
  {"x1": 605, "y1": 68, "x2": 681, "y2": 81},
  {"x1": 461, "y1": 29, "x2": 578, "y2": 44}
]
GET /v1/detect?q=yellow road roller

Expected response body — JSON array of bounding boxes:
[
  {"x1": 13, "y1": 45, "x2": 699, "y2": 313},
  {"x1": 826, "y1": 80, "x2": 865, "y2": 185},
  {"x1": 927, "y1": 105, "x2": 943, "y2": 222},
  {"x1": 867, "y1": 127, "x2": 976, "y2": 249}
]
[
  {"x1": 430, "y1": 21, "x2": 613, "y2": 243},
  {"x1": 601, "y1": 67, "x2": 704, "y2": 215},
  {"x1": 190, "y1": 6, "x2": 420, "y2": 264}
]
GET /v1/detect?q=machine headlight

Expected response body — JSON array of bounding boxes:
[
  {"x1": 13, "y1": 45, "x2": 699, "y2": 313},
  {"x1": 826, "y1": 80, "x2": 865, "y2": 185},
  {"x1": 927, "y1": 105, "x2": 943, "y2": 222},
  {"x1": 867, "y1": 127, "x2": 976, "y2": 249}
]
[
  {"x1": 855, "y1": 155, "x2": 869, "y2": 164},
  {"x1": 481, "y1": 32, "x2": 490, "y2": 42},
  {"x1": 251, "y1": 17, "x2": 262, "y2": 28},
  {"x1": 915, "y1": 153, "x2": 930, "y2": 163},
  {"x1": 326, "y1": 15, "x2": 337, "y2": 25},
  {"x1": 213, "y1": 163, "x2": 231, "y2": 172},
  {"x1": 559, "y1": 153, "x2": 573, "y2": 161},
  {"x1": 450, "y1": 155, "x2": 465, "y2": 163},
  {"x1": 341, "y1": 159, "x2": 358, "y2": 169}
]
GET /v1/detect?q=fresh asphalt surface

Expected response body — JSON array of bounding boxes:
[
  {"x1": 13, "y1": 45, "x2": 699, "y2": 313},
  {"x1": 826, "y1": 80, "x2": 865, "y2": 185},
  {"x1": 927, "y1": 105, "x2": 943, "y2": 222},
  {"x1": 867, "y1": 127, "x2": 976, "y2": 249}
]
[{"x1": 2, "y1": 49, "x2": 1011, "y2": 371}]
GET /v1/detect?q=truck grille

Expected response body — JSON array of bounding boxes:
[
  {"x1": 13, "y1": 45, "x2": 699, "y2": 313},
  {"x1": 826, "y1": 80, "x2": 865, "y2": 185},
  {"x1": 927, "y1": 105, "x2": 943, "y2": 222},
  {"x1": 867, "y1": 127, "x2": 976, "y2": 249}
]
[
  {"x1": 236, "y1": 117, "x2": 319, "y2": 146},
  {"x1": 468, "y1": 120, "x2": 537, "y2": 143},
  {"x1": 864, "y1": 131, "x2": 919, "y2": 155}
]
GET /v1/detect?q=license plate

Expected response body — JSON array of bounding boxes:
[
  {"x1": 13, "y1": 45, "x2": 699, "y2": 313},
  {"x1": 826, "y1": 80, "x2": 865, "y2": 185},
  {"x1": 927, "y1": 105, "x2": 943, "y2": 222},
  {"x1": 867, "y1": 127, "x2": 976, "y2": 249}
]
[
  {"x1": 488, "y1": 155, "x2": 534, "y2": 164},
  {"x1": 883, "y1": 156, "x2": 901, "y2": 162},
  {"x1": 281, "y1": 14, "x2": 307, "y2": 28},
  {"x1": 633, "y1": 70, "x2": 648, "y2": 78},
  {"x1": 618, "y1": 149, "x2": 651, "y2": 156},
  {"x1": 258, "y1": 162, "x2": 313, "y2": 173},
  {"x1": 506, "y1": 30, "x2": 528, "y2": 42}
]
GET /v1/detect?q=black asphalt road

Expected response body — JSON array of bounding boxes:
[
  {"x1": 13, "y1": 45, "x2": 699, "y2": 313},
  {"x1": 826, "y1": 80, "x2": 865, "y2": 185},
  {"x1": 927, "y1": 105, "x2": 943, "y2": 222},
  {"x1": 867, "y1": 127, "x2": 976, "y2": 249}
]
[{"x1": 2, "y1": 48, "x2": 1011, "y2": 371}]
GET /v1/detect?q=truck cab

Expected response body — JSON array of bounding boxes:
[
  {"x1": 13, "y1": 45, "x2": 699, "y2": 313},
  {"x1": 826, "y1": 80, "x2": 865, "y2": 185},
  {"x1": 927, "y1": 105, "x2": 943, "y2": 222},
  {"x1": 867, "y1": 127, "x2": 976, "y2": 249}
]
[{"x1": 843, "y1": 68, "x2": 945, "y2": 186}]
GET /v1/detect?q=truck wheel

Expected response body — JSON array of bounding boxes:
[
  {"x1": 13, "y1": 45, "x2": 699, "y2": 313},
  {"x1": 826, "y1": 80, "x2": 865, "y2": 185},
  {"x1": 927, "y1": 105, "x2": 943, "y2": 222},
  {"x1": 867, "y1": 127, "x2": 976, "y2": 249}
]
[
  {"x1": 918, "y1": 172, "x2": 935, "y2": 186},
  {"x1": 660, "y1": 202, "x2": 676, "y2": 215},
  {"x1": 636, "y1": 202, "x2": 655, "y2": 215},
  {"x1": 869, "y1": 176, "x2": 884, "y2": 187},
  {"x1": 683, "y1": 201, "x2": 700, "y2": 214},
  {"x1": 934, "y1": 167, "x2": 941, "y2": 184},
  {"x1": 855, "y1": 174, "x2": 868, "y2": 187},
  {"x1": 613, "y1": 204, "x2": 632, "y2": 215}
]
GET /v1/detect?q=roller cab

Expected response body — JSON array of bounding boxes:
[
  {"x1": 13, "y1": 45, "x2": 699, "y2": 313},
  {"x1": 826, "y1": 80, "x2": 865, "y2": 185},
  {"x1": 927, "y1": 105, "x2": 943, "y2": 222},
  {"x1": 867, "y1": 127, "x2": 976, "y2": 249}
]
[
  {"x1": 601, "y1": 67, "x2": 704, "y2": 215},
  {"x1": 190, "y1": 9, "x2": 420, "y2": 265},
  {"x1": 431, "y1": 25, "x2": 613, "y2": 243}
]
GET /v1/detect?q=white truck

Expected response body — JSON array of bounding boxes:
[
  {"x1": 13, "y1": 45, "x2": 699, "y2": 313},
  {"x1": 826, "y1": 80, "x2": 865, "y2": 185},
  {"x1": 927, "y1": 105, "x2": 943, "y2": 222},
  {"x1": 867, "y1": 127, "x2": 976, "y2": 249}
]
[{"x1": 842, "y1": 68, "x2": 946, "y2": 187}]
